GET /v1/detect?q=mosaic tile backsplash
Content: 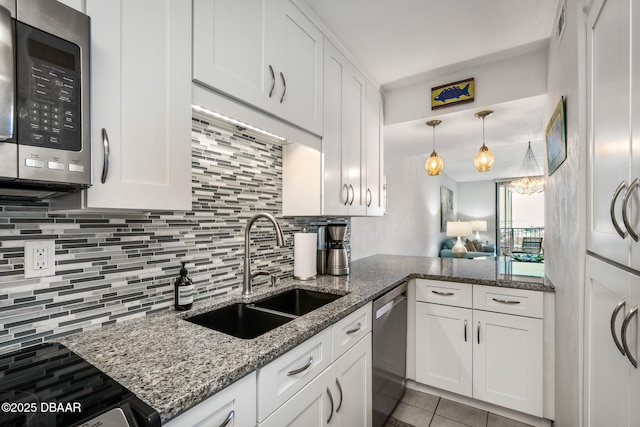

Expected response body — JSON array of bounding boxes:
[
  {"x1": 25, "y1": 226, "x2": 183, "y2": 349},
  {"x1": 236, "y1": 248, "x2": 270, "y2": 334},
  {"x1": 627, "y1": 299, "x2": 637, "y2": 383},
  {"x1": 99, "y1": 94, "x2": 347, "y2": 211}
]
[{"x1": 0, "y1": 115, "x2": 350, "y2": 354}]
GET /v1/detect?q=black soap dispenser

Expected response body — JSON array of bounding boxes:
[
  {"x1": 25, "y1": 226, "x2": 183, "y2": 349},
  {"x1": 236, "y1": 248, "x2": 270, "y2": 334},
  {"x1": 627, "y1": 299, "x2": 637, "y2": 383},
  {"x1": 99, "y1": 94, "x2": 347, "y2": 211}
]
[{"x1": 174, "y1": 262, "x2": 194, "y2": 311}]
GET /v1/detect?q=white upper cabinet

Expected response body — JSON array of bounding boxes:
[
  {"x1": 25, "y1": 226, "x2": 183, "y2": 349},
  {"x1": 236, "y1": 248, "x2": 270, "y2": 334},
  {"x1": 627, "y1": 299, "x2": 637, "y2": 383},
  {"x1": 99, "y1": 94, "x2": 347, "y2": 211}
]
[
  {"x1": 365, "y1": 81, "x2": 384, "y2": 216},
  {"x1": 54, "y1": 0, "x2": 192, "y2": 211},
  {"x1": 193, "y1": 0, "x2": 323, "y2": 136}
]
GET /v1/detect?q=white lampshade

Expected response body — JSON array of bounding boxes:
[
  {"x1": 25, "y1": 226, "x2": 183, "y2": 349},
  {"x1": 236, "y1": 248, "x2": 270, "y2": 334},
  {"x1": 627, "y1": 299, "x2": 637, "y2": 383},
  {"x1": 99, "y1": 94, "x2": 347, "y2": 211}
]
[
  {"x1": 471, "y1": 220, "x2": 487, "y2": 232},
  {"x1": 446, "y1": 221, "x2": 473, "y2": 238}
]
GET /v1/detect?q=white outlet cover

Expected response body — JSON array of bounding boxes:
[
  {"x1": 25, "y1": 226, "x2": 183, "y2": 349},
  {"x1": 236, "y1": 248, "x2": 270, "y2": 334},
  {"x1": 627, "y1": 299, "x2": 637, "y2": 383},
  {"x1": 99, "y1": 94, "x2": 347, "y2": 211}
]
[{"x1": 24, "y1": 240, "x2": 56, "y2": 278}]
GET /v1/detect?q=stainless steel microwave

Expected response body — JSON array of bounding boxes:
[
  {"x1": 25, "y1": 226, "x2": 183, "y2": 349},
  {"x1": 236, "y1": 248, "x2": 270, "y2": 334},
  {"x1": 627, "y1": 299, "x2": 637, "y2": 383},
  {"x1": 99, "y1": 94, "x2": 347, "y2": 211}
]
[{"x1": 0, "y1": 0, "x2": 90, "y2": 200}]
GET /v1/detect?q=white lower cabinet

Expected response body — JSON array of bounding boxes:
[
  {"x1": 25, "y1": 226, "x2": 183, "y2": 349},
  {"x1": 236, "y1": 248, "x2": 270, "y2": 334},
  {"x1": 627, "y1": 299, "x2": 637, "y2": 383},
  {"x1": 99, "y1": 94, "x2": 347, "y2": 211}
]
[
  {"x1": 584, "y1": 255, "x2": 640, "y2": 427},
  {"x1": 414, "y1": 279, "x2": 545, "y2": 417},
  {"x1": 164, "y1": 372, "x2": 256, "y2": 427},
  {"x1": 259, "y1": 334, "x2": 372, "y2": 427}
]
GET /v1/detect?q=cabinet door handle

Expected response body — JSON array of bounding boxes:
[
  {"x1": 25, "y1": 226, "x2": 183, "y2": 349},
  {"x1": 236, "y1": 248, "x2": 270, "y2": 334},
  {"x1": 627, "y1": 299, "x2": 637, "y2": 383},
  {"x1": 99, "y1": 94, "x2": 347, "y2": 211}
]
[
  {"x1": 101, "y1": 128, "x2": 110, "y2": 184},
  {"x1": 611, "y1": 299, "x2": 627, "y2": 355},
  {"x1": 218, "y1": 410, "x2": 234, "y2": 427},
  {"x1": 326, "y1": 387, "x2": 334, "y2": 423},
  {"x1": 366, "y1": 188, "x2": 372, "y2": 207},
  {"x1": 477, "y1": 321, "x2": 481, "y2": 344},
  {"x1": 464, "y1": 319, "x2": 467, "y2": 342},
  {"x1": 349, "y1": 184, "x2": 355, "y2": 206},
  {"x1": 346, "y1": 322, "x2": 362, "y2": 335},
  {"x1": 622, "y1": 305, "x2": 638, "y2": 368},
  {"x1": 0, "y1": 5, "x2": 14, "y2": 141},
  {"x1": 268, "y1": 65, "x2": 275, "y2": 98},
  {"x1": 343, "y1": 184, "x2": 349, "y2": 205},
  {"x1": 279, "y1": 72, "x2": 286, "y2": 103},
  {"x1": 335, "y1": 378, "x2": 343, "y2": 412},
  {"x1": 492, "y1": 298, "x2": 521, "y2": 305},
  {"x1": 287, "y1": 356, "x2": 313, "y2": 376},
  {"x1": 611, "y1": 181, "x2": 628, "y2": 238},
  {"x1": 432, "y1": 290, "x2": 455, "y2": 296},
  {"x1": 622, "y1": 178, "x2": 639, "y2": 241}
]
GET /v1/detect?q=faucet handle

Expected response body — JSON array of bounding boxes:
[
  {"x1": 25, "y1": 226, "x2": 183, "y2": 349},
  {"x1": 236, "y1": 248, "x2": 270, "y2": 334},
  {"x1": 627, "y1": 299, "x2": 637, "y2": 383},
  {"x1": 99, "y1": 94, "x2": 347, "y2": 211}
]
[{"x1": 251, "y1": 270, "x2": 277, "y2": 287}]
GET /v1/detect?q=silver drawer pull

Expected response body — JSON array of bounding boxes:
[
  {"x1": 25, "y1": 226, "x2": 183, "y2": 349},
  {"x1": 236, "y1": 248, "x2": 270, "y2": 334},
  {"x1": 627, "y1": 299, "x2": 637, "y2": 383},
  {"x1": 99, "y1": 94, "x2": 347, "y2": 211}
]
[
  {"x1": 326, "y1": 387, "x2": 334, "y2": 423},
  {"x1": 101, "y1": 128, "x2": 110, "y2": 183},
  {"x1": 432, "y1": 290, "x2": 455, "y2": 296},
  {"x1": 219, "y1": 410, "x2": 234, "y2": 427},
  {"x1": 280, "y1": 72, "x2": 286, "y2": 103},
  {"x1": 492, "y1": 298, "x2": 521, "y2": 305},
  {"x1": 335, "y1": 378, "x2": 343, "y2": 412},
  {"x1": 464, "y1": 319, "x2": 467, "y2": 342},
  {"x1": 622, "y1": 178, "x2": 640, "y2": 242},
  {"x1": 346, "y1": 323, "x2": 362, "y2": 335},
  {"x1": 287, "y1": 356, "x2": 313, "y2": 376},
  {"x1": 622, "y1": 306, "x2": 638, "y2": 368},
  {"x1": 268, "y1": 65, "x2": 275, "y2": 98}
]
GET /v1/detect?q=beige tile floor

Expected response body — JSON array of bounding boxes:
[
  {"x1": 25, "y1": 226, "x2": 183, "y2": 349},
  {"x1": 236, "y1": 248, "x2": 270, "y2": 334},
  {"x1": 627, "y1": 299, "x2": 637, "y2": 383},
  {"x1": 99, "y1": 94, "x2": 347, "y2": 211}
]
[{"x1": 384, "y1": 389, "x2": 533, "y2": 427}]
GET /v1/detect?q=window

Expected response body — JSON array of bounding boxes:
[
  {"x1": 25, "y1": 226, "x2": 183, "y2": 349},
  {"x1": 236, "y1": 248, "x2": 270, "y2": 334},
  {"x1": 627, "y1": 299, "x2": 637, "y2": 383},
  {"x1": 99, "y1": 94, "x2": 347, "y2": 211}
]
[{"x1": 496, "y1": 181, "x2": 544, "y2": 256}]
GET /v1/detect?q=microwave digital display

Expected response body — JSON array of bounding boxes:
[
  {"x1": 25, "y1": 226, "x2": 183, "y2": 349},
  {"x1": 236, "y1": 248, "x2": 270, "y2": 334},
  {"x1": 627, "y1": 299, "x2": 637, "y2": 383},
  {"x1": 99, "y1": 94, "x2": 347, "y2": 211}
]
[{"x1": 28, "y1": 38, "x2": 76, "y2": 71}]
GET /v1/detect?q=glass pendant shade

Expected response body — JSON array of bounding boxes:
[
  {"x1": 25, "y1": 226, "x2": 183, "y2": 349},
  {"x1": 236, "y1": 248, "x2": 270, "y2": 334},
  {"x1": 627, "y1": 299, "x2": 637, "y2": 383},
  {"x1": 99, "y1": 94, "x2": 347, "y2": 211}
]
[
  {"x1": 425, "y1": 119, "x2": 443, "y2": 176},
  {"x1": 474, "y1": 144, "x2": 495, "y2": 172},
  {"x1": 474, "y1": 110, "x2": 494, "y2": 172},
  {"x1": 425, "y1": 151, "x2": 444, "y2": 175}
]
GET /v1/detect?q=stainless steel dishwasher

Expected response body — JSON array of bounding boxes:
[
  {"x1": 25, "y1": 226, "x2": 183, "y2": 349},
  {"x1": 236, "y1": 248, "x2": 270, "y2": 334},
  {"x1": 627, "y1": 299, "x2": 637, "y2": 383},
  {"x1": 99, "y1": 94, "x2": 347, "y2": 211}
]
[{"x1": 372, "y1": 281, "x2": 408, "y2": 427}]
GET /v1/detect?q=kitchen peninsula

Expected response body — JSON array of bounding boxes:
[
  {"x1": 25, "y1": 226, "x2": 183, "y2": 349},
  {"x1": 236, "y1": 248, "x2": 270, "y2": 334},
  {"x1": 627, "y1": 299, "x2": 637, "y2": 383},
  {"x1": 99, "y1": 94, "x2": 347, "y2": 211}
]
[{"x1": 59, "y1": 254, "x2": 553, "y2": 424}]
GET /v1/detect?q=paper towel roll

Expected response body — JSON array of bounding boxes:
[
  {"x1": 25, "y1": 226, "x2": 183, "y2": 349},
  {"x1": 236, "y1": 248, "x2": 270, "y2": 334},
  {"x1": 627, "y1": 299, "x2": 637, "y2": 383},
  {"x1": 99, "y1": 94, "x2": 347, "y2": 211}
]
[{"x1": 294, "y1": 232, "x2": 317, "y2": 280}]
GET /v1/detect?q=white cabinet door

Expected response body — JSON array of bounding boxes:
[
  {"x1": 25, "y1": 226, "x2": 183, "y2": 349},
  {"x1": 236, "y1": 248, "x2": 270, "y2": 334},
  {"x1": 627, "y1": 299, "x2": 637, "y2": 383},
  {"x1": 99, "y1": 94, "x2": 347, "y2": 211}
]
[
  {"x1": 83, "y1": 0, "x2": 191, "y2": 210},
  {"x1": 331, "y1": 334, "x2": 372, "y2": 427},
  {"x1": 164, "y1": 372, "x2": 256, "y2": 427},
  {"x1": 192, "y1": 0, "x2": 268, "y2": 109},
  {"x1": 584, "y1": 255, "x2": 632, "y2": 427},
  {"x1": 259, "y1": 363, "x2": 332, "y2": 427},
  {"x1": 266, "y1": 0, "x2": 323, "y2": 135},
  {"x1": 323, "y1": 40, "x2": 365, "y2": 216},
  {"x1": 415, "y1": 303, "x2": 472, "y2": 397},
  {"x1": 365, "y1": 81, "x2": 384, "y2": 217},
  {"x1": 473, "y1": 310, "x2": 543, "y2": 417},
  {"x1": 193, "y1": 0, "x2": 322, "y2": 136},
  {"x1": 587, "y1": 0, "x2": 632, "y2": 265}
]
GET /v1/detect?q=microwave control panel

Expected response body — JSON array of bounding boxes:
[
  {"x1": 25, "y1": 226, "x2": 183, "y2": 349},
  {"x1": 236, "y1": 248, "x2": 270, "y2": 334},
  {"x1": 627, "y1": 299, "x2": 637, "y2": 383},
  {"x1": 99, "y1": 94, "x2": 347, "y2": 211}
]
[{"x1": 16, "y1": 21, "x2": 82, "y2": 152}]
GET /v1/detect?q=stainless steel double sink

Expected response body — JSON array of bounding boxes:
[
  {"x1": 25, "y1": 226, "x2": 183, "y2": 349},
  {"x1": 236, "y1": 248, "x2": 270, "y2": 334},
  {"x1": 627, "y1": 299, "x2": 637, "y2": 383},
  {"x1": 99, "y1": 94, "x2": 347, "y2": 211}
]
[{"x1": 185, "y1": 288, "x2": 346, "y2": 339}]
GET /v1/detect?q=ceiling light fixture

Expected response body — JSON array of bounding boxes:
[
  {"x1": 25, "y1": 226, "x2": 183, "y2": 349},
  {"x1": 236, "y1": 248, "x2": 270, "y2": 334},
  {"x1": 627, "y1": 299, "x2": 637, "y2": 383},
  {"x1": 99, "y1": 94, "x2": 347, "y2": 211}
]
[
  {"x1": 508, "y1": 141, "x2": 544, "y2": 195},
  {"x1": 425, "y1": 119, "x2": 444, "y2": 176},
  {"x1": 474, "y1": 110, "x2": 495, "y2": 172}
]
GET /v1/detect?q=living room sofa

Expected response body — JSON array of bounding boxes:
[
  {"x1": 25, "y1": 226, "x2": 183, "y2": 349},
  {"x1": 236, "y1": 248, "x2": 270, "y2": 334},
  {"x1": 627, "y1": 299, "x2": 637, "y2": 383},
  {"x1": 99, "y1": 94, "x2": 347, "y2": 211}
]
[{"x1": 439, "y1": 237, "x2": 496, "y2": 258}]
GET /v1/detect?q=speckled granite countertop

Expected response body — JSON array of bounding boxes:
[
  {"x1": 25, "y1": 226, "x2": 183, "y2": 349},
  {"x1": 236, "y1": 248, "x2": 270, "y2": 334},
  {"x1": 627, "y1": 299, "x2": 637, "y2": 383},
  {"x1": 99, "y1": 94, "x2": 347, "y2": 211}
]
[{"x1": 59, "y1": 254, "x2": 553, "y2": 423}]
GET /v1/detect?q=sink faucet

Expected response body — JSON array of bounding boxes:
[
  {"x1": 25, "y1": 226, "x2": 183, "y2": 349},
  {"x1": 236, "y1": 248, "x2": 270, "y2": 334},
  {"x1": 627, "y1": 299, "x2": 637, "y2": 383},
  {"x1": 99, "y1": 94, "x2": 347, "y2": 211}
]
[{"x1": 243, "y1": 213, "x2": 285, "y2": 296}]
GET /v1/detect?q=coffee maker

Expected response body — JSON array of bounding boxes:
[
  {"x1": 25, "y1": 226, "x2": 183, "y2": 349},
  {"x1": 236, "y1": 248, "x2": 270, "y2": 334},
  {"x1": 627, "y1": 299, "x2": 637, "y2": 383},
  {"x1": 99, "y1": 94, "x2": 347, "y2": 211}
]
[{"x1": 324, "y1": 223, "x2": 349, "y2": 276}]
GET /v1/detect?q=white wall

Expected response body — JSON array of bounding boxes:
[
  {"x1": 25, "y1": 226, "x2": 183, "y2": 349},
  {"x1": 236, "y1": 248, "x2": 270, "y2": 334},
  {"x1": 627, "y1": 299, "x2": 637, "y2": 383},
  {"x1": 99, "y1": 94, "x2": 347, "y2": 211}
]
[
  {"x1": 544, "y1": 0, "x2": 587, "y2": 425},
  {"x1": 351, "y1": 155, "x2": 457, "y2": 260},
  {"x1": 457, "y1": 180, "x2": 496, "y2": 244}
]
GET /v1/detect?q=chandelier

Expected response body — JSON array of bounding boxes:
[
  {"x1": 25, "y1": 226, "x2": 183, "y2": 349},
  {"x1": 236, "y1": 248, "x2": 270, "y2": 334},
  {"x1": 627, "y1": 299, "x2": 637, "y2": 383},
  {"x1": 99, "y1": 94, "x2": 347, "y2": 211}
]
[
  {"x1": 425, "y1": 120, "x2": 443, "y2": 176},
  {"x1": 508, "y1": 141, "x2": 544, "y2": 194}
]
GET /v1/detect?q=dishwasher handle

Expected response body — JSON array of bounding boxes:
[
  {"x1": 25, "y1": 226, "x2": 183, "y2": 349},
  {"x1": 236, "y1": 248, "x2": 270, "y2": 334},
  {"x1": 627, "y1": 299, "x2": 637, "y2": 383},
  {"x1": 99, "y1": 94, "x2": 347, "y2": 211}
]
[{"x1": 375, "y1": 294, "x2": 406, "y2": 319}]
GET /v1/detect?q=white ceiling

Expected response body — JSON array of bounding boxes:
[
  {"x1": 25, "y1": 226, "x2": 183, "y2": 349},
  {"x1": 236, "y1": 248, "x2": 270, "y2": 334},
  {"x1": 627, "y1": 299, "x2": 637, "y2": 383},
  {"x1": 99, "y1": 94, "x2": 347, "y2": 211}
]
[{"x1": 302, "y1": 0, "x2": 559, "y2": 182}]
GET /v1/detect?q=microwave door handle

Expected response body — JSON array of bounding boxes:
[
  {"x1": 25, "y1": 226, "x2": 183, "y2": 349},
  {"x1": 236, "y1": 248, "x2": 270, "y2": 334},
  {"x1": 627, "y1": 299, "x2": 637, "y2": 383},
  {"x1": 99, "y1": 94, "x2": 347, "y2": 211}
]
[{"x1": 0, "y1": 5, "x2": 14, "y2": 141}]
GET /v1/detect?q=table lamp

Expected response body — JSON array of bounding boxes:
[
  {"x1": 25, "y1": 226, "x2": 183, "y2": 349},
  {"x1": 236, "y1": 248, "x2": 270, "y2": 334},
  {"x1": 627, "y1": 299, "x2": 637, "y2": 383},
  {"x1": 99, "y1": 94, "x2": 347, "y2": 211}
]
[
  {"x1": 471, "y1": 220, "x2": 487, "y2": 240},
  {"x1": 446, "y1": 221, "x2": 473, "y2": 258}
]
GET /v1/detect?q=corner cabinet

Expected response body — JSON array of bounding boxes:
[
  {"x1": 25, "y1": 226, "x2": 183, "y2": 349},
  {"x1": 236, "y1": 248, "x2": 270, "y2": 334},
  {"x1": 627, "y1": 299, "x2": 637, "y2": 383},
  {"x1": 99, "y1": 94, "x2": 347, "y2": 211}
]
[
  {"x1": 282, "y1": 40, "x2": 384, "y2": 217},
  {"x1": 414, "y1": 279, "x2": 545, "y2": 418},
  {"x1": 192, "y1": 0, "x2": 323, "y2": 136},
  {"x1": 53, "y1": 0, "x2": 192, "y2": 211}
]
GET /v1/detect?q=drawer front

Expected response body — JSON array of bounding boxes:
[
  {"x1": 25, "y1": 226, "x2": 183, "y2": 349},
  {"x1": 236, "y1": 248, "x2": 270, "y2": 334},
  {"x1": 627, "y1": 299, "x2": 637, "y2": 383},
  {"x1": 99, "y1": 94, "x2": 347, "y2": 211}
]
[
  {"x1": 415, "y1": 279, "x2": 472, "y2": 308},
  {"x1": 473, "y1": 285, "x2": 544, "y2": 318},
  {"x1": 257, "y1": 327, "x2": 332, "y2": 422},
  {"x1": 332, "y1": 303, "x2": 372, "y2": 361}
]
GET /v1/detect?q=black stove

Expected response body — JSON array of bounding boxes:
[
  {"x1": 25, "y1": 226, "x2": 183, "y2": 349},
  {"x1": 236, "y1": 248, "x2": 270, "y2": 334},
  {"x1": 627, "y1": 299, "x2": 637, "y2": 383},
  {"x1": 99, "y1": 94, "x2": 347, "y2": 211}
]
[{"x1": 0, "y1": 342, "x2": 160, "y2": 427}]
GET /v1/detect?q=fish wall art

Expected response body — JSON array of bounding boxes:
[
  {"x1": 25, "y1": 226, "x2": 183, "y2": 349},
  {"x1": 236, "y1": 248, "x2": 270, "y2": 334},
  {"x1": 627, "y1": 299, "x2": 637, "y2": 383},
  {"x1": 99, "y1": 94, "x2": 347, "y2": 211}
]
[{"x1": 431, "y1": 77, "x2": 475, "y2": 110}]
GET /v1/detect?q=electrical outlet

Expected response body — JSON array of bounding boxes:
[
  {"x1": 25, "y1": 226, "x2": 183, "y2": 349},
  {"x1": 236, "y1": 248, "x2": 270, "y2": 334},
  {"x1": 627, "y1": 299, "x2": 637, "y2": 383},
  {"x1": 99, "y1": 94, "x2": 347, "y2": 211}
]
[{"x1": 24, "y1": 240, "x2": 55, "y2": 278}]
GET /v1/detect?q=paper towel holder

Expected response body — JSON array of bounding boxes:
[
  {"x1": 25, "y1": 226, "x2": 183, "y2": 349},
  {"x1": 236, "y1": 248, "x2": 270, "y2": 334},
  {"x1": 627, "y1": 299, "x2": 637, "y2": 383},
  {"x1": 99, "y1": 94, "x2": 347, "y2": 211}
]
[{"x1": 294, "y1": 228, "x2": 318, "y2": 280}]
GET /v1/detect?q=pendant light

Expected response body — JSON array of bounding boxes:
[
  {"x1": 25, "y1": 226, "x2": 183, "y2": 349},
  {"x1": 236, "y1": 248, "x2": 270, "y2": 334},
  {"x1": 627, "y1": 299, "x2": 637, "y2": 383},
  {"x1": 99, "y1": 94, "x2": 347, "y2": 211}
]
[
  {"x1": 474, "y1": 110, "x2": 495, "y2": 172},
  {"x1": 508, "y1": 141, "x2": 544, "y2": 194},
  {"x1": 425, "y1": 120, "x2": 444, "y2": 176}
]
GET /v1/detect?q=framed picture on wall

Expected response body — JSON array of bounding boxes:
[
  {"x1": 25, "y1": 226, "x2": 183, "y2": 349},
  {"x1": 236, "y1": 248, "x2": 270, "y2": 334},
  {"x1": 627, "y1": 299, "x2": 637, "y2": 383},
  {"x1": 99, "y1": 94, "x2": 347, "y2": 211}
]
[
  {"x1": 440, "y1": 186, "x2": 454, "y2": 232},
  {"x1": 545, "y1": 96, "x2": 567, "y2": 176}
]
